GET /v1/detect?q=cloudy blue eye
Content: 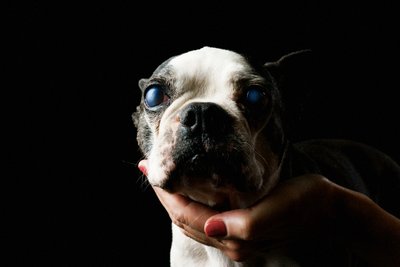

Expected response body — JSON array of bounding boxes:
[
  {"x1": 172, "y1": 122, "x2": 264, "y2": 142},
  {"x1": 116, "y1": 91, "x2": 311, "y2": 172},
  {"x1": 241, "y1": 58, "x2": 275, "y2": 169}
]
[
  {"x1": 246, "y1": 86, "x2": 267, "y2": 106},
  {"x1": 144, "y1": 85, "x2": 168, "y2": 108}
]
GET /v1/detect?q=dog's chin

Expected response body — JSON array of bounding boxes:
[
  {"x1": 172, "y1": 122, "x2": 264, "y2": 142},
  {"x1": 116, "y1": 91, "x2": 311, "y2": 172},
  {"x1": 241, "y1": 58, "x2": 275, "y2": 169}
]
[{"x1": 158, "y1": 153, "x2": 267, "y2": 210}]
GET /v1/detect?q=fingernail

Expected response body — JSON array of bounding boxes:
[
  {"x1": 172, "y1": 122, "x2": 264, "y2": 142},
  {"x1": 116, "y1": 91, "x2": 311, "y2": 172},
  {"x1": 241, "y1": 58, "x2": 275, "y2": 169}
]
[
  {"x1": 138, "y1": 163, "x2": 148, "y2": 176},
  {"x1": 205, "y1": 220, "x2": 227, "y2": 237}
]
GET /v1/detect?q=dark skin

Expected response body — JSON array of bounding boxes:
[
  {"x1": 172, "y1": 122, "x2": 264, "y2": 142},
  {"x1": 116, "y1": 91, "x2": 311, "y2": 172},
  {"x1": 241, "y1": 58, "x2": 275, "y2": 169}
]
[{"x1": 138, "y1": 160, "x2": 400, "y2": 266}]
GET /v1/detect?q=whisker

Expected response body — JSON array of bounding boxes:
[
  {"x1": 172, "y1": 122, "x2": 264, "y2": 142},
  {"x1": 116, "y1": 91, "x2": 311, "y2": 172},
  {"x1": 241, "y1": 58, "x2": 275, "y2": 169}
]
[
  {"x1": 137, "y1": 174, "x2": 151, "y2": 191},
  {"x1": 121, "y1": 157, "x2": 152, "y2": 191},
  {"x1": 242, "y1": 140, "x2": 270, "y2": 168}
]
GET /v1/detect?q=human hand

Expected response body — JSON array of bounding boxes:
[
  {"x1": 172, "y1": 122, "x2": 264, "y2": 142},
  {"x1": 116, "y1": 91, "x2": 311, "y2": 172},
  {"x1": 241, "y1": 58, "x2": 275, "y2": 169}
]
[
  {"x1": 138, "y1": 159, "x2": 338, "y2": 261},
  {"x1": 138, "y1": 160, "x2": 400, "y2": 265}
]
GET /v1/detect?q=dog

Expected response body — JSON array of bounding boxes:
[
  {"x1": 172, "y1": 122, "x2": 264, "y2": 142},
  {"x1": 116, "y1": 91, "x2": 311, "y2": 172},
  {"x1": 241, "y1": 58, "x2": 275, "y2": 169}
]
[{"x1": 132, "y1": 46, "x2": 400, "y2": 266}]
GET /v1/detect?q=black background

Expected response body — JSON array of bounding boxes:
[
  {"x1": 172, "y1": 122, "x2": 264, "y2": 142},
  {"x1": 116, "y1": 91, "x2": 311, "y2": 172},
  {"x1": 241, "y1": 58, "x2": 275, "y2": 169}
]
[{"x1": 5, "y1": 2, "x2": 399, "y2": 266}]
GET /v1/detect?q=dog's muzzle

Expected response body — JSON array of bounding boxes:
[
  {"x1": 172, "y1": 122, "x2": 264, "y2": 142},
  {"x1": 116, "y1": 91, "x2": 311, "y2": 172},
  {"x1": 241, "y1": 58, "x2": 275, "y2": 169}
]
[{"x1": 161, "y1": 102, "x2": 252, "y2": 192}]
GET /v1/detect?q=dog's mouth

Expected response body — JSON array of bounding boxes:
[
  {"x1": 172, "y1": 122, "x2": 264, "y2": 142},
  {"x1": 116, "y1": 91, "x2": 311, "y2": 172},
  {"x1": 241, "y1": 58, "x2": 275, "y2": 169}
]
[
  {"x1": 185, "y1": 191, "x2": 233, "y2": 212},
  {"x1": 164, "y1": 149, "x2": 249, "y2": 191},
  {"x1": 157, "y1": 145, "x2": 265, "y2": 210}
]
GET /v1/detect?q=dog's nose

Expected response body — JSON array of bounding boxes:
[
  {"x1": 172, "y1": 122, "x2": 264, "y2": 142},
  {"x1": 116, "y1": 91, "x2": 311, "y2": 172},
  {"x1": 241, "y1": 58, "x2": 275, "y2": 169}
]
[{"x1": 179, "y1": 102, "x2": 233, "y2": 136}]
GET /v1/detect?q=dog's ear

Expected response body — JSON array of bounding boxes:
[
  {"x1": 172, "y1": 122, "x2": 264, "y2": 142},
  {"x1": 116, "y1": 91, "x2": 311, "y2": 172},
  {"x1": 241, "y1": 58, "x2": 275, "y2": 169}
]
[
  {"x1": 263, "y1": 49, "x2": 313, "y2": 86},
  {"x1": 264, "y1": 49, "x2": 313, "y2": 141}
]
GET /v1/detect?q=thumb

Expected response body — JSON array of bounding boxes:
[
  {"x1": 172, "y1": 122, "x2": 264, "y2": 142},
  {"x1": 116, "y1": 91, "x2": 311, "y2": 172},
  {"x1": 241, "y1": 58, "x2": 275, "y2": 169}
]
[{"x1": 204, "y1": 209, "x2": 253, "y2": 239}]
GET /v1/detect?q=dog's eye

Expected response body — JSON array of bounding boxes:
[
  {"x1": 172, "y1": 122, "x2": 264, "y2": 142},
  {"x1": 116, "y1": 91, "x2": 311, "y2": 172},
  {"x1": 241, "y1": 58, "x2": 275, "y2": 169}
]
[
  {"x1": 144, "y1": 85, "x2": 168, "y2": 108},
  {"x1": 246, "y1": 86, "x2": 267, "y2": 107}
]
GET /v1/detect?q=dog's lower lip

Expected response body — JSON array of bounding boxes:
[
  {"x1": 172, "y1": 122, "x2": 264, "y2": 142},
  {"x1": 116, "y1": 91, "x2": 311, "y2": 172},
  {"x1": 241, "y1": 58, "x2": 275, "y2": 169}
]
[
  {"x1": 212, "y1": 201, "x2": 231, "y2": 212},
  {"x1": 181, "y1": 192, "x2": 232, "y2": 211}
]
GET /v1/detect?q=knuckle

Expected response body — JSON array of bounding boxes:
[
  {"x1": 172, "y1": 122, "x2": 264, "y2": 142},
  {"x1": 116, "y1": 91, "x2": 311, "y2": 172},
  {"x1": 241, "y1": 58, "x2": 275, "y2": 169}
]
[{"x1": 237, "y1": 217, "x2": 256, "y2": 241}]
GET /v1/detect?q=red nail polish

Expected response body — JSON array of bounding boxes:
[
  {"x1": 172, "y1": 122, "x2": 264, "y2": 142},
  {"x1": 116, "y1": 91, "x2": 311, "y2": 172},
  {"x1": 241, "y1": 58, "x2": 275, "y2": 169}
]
[
  {"x1": 205, "y1": 220, "x2": 227, "y2": 237},
  {"x1": 138, "y1": 164, "x2": 147, "y2": 176}
]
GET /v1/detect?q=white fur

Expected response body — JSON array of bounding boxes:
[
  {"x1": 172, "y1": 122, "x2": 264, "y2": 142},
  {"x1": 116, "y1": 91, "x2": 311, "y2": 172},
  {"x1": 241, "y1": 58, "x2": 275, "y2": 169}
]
[
  {"x1": 144, "y1": 47, "x2": 285, "y2": 266},
  {"x1": 147, "y1": 47, "x2": 264, "y2": 191}
]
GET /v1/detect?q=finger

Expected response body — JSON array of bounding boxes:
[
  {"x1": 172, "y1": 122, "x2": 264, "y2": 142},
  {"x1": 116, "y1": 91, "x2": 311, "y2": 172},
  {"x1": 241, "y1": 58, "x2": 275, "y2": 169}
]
[
  {"x1": 204, "y1": 194, "x2": 295, "y2": 240},
  {"x1": 138, "y1": 159, "x2": 148, "y2": 176},
  {"x1": 152, "y1": 186, "x2": 219, "y2": 232},
  {"x1": 205, "y1": 174, "x2": 332, "y2": 240},
  {"x1": 184, "y1": 223, "x2": 256, "y2": 262},
  {"x1": 182, "y1": 226, "x2": 249, "y2": 257},
  {"x1": 205, "y1": 208, "x2": 256, "y2": 240},
  {"x1": 204, "y1": 188, "x2": 292, "y2": 239},
  {"x1": 181, "y1": 227, "x2": 224, "y2": 249}
]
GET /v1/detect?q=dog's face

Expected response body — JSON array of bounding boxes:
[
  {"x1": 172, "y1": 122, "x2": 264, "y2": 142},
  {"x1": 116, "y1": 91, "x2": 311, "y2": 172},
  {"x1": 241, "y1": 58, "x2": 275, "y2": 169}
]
[{"x1": 133, "y1": 47, "x2": 288, "y2": 210}]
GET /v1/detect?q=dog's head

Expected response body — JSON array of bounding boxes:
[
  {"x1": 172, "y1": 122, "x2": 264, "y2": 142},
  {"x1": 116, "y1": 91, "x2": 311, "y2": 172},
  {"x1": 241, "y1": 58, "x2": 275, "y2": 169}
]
[{"x1": 133, "y1": 46, "x2": 310, "y2": 210}]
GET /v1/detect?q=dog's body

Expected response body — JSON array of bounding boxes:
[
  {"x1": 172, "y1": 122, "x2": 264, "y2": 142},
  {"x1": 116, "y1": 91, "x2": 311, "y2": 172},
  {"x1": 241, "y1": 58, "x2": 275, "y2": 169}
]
[{"x1": 133, "y1": 47, "x2": 400, "y2": 266}]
